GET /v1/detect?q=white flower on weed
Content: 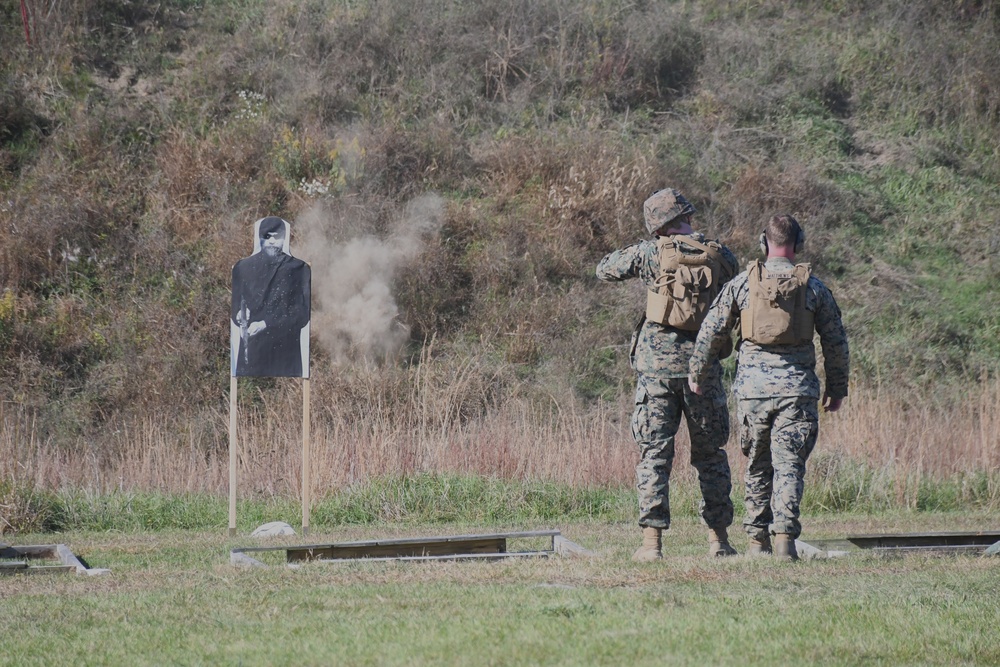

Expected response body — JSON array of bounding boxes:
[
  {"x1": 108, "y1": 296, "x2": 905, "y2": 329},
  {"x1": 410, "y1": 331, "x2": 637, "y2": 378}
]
[
  {"x1": 298, "y1": 178, "x2": 330, "y2": 197},
  {"x1": 234, "y1": 89, "x2": 266, "y2": 120},
  {"x1": 61, "y1": 246, "x2": 82, "y2": 263}
]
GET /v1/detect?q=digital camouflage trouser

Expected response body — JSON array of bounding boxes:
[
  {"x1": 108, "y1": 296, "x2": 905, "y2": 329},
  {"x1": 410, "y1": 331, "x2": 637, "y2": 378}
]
[
  {"x1": 737, "y1": 396, "x2": 819, "y2": 540},
  {"x1": 631, "y1": 374, "x2": 734, "y2": 530}
]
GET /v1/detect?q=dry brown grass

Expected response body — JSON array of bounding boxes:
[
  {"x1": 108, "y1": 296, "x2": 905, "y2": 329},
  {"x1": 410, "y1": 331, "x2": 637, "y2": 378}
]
[
  {"x1": 2, "y1": 364, "x2": 998, "y2": 499},
  {"x1": 819, "y1": 379, "x2": 1000, "y2": 478}
]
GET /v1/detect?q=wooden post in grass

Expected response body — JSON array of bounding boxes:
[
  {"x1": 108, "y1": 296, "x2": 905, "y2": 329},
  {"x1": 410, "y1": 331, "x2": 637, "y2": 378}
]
[
  {"x1": 229, "y1": 376, "x2": 310, "y2": 536},
  {"x1": 301, "y1": 377, "x2": 311, "y2": 535},
  {"x1": 229, "y1": 375, "x2": 238, "y2": 537}
]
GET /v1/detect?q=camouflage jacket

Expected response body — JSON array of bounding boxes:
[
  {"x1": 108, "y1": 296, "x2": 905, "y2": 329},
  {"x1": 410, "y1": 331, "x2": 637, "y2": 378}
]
[
  {"x1": 689, "y1": 257, "x2": 850, "y2": 399},
  {"x1": 596, "y1": 234, "x2": 739, "y2": 379}
]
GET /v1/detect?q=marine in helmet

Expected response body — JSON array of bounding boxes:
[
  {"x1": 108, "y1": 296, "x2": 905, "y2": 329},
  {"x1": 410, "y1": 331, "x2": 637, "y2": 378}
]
[
  {"x1": 688, "y1": 214, "x2": 849, "y2": 560},
  {"x1": 596, "y1": 188, "x2": 740, "y2": 560}
]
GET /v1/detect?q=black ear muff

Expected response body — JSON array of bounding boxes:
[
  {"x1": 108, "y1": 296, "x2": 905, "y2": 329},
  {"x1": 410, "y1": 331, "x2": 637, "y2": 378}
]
[
  {"x1": 761, "y1": 219, "x2": 806, "y2": 255},
  {"x1": 788, "y1": 215, "x2": 805, "y2": 254}
]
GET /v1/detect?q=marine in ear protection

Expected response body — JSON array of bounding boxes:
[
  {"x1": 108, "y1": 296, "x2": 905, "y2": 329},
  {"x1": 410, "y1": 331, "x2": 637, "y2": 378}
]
[{"x1": 759, "y1": 215, "x2": 805, "y2": 255}]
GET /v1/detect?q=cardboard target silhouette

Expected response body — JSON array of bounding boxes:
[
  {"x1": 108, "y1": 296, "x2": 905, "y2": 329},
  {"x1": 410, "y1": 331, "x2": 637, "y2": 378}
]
[
  {"x1": 230, "y1": 217, "x2": 311, "y2": 378},
  {"x1": 228, "y1": 217, "x2": 313, "y2": 535}
]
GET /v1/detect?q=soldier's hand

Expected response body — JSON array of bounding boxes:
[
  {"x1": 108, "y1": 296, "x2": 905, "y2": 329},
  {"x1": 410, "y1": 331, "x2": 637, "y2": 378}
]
[
  {"x1": 822, "y1": 394, "x2": 843, "y2": 412},
  {"x1": 688, "y1": 377, "x2": 702, "y2": 395},
  {"x1": 248, "y1": 320, "x2": 267, "y2": 336}
]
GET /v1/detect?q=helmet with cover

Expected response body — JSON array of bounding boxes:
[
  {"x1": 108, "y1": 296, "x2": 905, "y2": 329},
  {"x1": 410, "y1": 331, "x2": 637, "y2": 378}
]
[{"x1": 642, "y1": 189, "x2": 696, "y2": 236}]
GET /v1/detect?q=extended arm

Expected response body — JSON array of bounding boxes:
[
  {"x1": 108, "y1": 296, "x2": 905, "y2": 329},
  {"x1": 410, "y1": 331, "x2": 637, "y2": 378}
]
[
  {"x1": 688, "y1": 279, "x2": 741, "y2": 392},
  {"x1": 596, "y1": 243, "x2": 648, "y2": 282}
]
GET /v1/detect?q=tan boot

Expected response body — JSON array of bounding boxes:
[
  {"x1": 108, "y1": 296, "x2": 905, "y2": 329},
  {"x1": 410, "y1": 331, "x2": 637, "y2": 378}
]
[
  {"x1": 748, "y1": 534, "x2": 772, "y2": 556},
  {"x1": 632, "y1": 526, "x2": 662, "y2": 562},
  {"x1": 774, "y1": 534, "x2": 799, "y2": 561},
  {"x1": 708, "y1": 527, "x2": 738, "y2": 557}
]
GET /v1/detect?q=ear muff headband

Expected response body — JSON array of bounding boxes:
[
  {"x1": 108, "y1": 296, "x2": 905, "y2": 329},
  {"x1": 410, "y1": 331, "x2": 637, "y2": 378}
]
[{"x1": 759, "y1": 223, "x2": 805, "y2": 255}]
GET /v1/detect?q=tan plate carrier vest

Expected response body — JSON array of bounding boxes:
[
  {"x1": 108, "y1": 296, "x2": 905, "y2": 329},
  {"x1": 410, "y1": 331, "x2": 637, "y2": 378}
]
[
  {"x1": 646, "y1": 235, "x2": 730, "y2": 332},
  {"x1": 740, "y1": 260, "x2": 814, "y2": 345}
]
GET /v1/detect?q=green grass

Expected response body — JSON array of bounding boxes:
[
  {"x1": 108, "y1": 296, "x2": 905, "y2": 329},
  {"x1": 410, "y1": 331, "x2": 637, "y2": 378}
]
[
  {"x1": 4, "y1": 472, "x2": 997, "y2": 535},
  {"x1": 2, "y1": 515, "x2": 999, "y2": 666},
  {"x1": 20, "y1": 476, "x2": 635, "y2": 532}
]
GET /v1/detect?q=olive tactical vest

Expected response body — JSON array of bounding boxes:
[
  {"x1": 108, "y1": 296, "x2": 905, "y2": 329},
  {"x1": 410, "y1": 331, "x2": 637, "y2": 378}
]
[
  {"x1": 740, "y1": 260, "x2": 814, "y2": 345},
  {"x1": 646, "y1": 235, "x2": 732, "y2": 332}
]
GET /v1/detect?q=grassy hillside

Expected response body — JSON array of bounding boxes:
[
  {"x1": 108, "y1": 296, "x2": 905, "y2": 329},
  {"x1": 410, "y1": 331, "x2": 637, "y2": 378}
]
[{"x1": 2, "y1": 0, "x2": 999, "y2": 455}]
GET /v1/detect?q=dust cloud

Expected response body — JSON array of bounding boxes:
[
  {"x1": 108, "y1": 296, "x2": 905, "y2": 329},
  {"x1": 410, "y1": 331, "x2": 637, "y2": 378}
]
[{"x1": 295, "y1": 194, "x2": 444, "y2": 361}]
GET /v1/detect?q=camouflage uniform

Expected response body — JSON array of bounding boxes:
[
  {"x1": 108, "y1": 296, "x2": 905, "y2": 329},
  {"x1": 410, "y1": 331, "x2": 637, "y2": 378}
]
[
  {"x1": 689, "y1": 257, "x2": 849, "y2": 540},
  {"x1": 597, "y1": 235, "x2": 739, "y2": 531}
]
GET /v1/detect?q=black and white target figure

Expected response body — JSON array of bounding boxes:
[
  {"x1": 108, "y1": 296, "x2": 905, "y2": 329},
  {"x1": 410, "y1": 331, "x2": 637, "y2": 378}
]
[{"x1": 230, "y1": 217, "x2": 311, "y2": 378}]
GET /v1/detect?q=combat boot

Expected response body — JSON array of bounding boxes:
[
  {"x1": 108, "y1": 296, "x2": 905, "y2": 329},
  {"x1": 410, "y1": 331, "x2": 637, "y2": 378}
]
[
  {"x1": 632, "y1": 526, "x2": 662, "y2": 562},
  {"x1": 708, "y1": 527, "x2": 738, "y2": 557},
  {"x1": 747, "y1": 534, "x2": 772, "y2": 556},
  {"x1": 774, "y1": 534, "x2": 799, "y2": 561}
]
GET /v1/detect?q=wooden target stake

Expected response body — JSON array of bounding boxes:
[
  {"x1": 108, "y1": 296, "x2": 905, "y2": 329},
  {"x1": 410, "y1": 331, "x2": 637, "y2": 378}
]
[
  {"x1": 229, "y1": 375, "x2": 238, "y2": 537},
  {"x1": 301, "y1": 377, "x2": 311, "y2": 535},
  {"x1": 228, "y1": 376, "x2": 311, "y2": 536},
  {"x1": 229, "y1": 218, "x2": 311, "y2": 537}
]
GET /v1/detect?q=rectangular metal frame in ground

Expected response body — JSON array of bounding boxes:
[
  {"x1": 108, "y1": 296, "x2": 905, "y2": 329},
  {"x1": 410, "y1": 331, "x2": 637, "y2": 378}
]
[
  {"x1": 231, "y1": 529, "x2": 593, "y2": 567},
  {"x1": 0, "y1": 543, "x2": 109, "y2": 576},
  {"x1": 845, "y1": 530, "x2": 1000, "y2": 553},
  {"x1": 798, "y1": 530, "x2": 1000, "y2": 558}
]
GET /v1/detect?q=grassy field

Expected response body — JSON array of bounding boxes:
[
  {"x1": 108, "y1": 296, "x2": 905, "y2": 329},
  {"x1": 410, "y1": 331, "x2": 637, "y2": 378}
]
[
  {"x1": 3, "y1": 4, "x2": 999, "y2": 662},
  {"x1": 3, "y1": 513, "x2": 999, "y2": 666}
]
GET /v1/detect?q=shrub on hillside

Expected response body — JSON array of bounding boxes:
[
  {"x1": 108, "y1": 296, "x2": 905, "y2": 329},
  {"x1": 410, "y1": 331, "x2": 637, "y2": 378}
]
[{"x1": 0, "y1": 479, "x2": 61, "y2": 535}]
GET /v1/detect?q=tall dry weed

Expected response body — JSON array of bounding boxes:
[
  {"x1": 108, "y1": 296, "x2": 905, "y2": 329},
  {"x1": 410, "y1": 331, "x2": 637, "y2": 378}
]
[
  {"x1": 818, "y1": 380, "x2": 1000, "y2": 477},
  {"x1": 3, "y1": 368, "x2": 998, "y2": 502}
]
